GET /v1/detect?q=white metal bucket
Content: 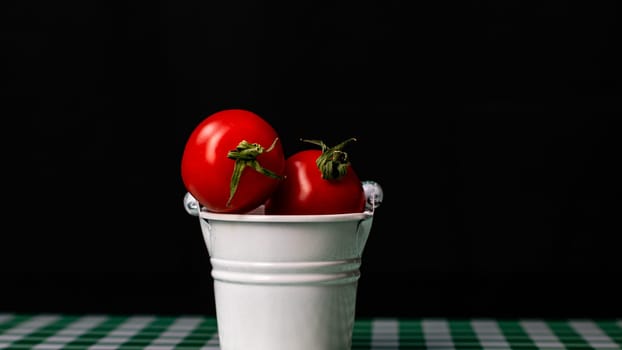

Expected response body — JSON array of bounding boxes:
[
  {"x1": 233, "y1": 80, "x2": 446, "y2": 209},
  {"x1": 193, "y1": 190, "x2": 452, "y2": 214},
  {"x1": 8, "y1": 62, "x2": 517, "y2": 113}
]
[{"x1": 199, "y1": 211, "x2": 374, "y2": 350}]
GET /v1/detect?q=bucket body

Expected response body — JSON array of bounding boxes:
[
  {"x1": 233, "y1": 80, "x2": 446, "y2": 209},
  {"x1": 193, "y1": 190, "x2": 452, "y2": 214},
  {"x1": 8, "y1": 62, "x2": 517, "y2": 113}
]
[{"x1": 199, "y1": 211, "x2": 373, "y2": 350}]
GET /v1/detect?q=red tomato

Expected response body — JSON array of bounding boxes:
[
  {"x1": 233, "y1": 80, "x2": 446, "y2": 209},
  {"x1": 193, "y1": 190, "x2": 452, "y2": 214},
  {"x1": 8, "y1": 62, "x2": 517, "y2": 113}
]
[
  {"x1": 264, "y1": 138, "x2": 366, "y2": 215},
  {"x1": 181, "y1": 109, "x2": 285, "y2": 213}
]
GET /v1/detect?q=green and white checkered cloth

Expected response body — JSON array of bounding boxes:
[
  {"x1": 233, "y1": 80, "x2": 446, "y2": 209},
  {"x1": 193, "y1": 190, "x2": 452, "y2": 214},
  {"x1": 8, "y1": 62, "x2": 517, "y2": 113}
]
[{"x1": 1, "y1": 313, "x2": 620, "y2": 349}]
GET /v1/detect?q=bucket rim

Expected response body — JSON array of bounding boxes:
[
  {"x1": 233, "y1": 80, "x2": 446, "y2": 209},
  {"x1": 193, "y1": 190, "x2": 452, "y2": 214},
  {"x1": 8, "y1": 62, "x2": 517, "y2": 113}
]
[{"x1": 199, "y1": 210, "x2": 373, "y2": 223}]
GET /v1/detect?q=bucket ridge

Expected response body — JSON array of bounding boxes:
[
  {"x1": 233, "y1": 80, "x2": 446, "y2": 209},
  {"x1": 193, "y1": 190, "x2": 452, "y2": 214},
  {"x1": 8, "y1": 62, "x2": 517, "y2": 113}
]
[{"x1": 210, "y1": 257, "x2": 362, "y2": 285}]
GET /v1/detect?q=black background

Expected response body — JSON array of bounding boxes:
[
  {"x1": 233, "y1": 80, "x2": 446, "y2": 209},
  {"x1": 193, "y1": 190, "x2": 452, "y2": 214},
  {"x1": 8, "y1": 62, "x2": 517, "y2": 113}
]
[{"x1": 2, "y1": 1, "x2": 621, "y2": 318}]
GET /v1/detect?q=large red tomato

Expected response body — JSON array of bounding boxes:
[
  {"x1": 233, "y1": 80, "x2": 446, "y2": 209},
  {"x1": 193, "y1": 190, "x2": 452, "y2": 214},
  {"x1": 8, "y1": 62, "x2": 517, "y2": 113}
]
[
  {"x1": 181, "y1": 109, "x2": 285, "y2": 213},
  {"x1": 264, "y1": 138, "x2": 366, "y2": 215}
]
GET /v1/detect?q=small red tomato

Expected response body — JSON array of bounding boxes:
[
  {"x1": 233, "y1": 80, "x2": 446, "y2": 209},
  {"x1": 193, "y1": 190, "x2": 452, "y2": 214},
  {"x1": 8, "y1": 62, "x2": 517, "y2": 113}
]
[
  {"x1": 264, "y1": 138, "x2": 366, "y2": 215},
  {"x1": 181, "y1": 109, "x2": 285, "y2": 213}
]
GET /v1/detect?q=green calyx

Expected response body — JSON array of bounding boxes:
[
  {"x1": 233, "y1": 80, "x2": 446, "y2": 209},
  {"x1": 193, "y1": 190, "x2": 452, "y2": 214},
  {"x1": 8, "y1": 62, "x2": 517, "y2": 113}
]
[
  {"x1": 226, "y1": 138, "x2": 283, "y2": 207},
  {"x1": 301, "y1": 137, "x2": 357, "y2": 180}
]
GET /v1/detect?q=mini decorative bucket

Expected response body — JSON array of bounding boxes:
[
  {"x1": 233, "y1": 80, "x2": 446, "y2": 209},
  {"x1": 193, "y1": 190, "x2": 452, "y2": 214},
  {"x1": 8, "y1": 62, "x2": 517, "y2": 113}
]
[{"x1": 184, "y1": 181, "x2": 382, "y2": 350}]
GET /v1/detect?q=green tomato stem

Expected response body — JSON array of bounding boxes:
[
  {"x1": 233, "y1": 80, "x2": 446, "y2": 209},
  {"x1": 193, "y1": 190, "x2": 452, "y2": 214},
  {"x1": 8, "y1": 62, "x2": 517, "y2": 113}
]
[
  {"x1": 301, "y1": 137, "x2": 357, "y2": 180},
  {"x1": 226, "y1": 138, "x2": 283, "y2": 207}
]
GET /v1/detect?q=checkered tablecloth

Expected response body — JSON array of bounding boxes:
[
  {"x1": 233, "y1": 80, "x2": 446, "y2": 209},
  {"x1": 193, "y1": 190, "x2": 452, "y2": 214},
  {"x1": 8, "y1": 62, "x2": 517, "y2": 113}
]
[{"x1": 1, "y1": 313, "x2": 621, "y2": 349}]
